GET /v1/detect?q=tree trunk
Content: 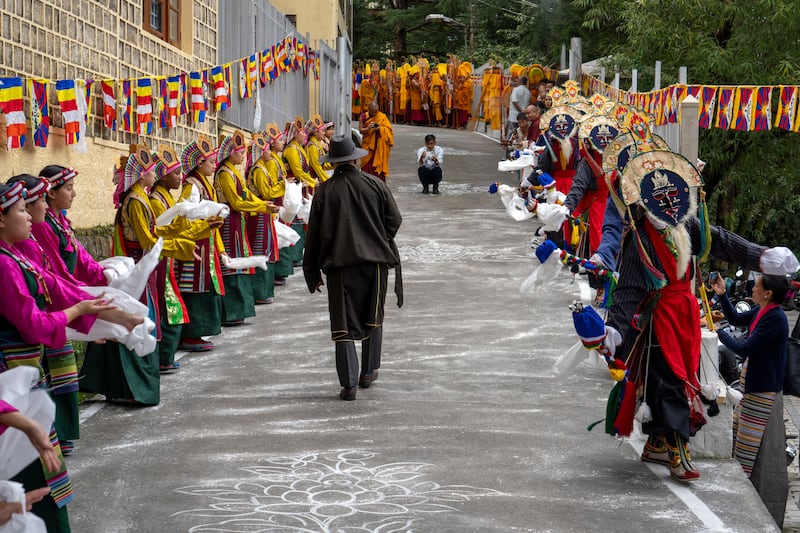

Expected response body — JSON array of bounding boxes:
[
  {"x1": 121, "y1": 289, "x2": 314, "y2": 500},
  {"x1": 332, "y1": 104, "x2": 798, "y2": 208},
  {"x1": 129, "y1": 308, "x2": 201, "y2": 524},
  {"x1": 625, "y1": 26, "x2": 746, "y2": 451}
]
[{"x1": 391, "y1": 0, "x2": 408, "y2": 59}]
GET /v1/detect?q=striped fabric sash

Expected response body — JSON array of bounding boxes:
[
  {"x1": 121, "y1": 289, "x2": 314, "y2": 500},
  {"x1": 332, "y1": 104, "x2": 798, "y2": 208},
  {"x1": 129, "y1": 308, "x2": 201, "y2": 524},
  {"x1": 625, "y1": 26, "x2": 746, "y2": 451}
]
[
  {"x1": 164, "y1": 257, "x2": 189, "y2": 325},
  {"x1": 43, "y1": 341, "x2": 78, "y2": 395},
  {"x1": 0, "y1": 329, "x2": 45, "y2": 378},
  {"x1": 733, "y1": 360, "x2": 777, "y2": 476},
  {"x1": 45, "y1": 425, "x2": 73, "y2": 508}
]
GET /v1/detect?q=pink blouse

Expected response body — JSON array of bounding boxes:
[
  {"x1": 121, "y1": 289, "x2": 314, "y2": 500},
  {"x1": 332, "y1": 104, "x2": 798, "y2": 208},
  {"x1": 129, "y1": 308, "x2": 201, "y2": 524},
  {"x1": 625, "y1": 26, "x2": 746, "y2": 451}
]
[
  {"x1": 0, "y1": 400, "x2": 17, "y2": 436},
  {"x1": 31, "y1": 207, "x2": 107, "y2": 286},
  {"x1": 0, "y1": 240, "x2": 93, "y2": 348}
]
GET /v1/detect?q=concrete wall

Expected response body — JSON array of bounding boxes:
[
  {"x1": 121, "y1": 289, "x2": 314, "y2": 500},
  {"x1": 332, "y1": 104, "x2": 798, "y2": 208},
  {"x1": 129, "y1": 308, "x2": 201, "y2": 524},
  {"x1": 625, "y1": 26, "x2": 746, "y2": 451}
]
[{"x1": 0, "y1": 0, "x2": 219, "y2": 228}]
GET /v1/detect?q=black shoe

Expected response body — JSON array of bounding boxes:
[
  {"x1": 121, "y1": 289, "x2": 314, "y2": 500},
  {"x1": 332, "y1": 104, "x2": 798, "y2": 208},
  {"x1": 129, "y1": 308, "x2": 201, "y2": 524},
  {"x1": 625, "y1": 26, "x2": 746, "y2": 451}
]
[
  {"x1": 358, "y1": 370, "x2": 379, "y2": 388},
  {"x1": 339, "y1": 386, "x2": 357, "y2": 401},
  {"x1": 432, "y1": 185, "x2": 440, "y2": 194},
  {"x1": 422, "y1": 186, "x2": 429, "y2": 194}
]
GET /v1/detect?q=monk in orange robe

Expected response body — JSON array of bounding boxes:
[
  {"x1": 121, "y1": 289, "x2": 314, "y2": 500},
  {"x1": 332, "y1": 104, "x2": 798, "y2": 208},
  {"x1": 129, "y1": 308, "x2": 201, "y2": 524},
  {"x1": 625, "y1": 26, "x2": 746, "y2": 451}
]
[
  {"x1": 453, "y1": 75, "x2": 473, "y2": 129},
  {"x1": 359, "y1": 102, "x2": 394, "y2": 182},
  {"x1": 359, "y1": 75, "x2": 377, "y2": 114}
]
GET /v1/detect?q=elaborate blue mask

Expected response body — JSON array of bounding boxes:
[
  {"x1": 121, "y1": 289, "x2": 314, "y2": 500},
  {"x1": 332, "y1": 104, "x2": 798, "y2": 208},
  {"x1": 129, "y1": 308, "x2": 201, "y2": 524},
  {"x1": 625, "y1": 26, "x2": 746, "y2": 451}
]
[{"x1": 639, "y1": 169, "x2": 691, "y2": 226}]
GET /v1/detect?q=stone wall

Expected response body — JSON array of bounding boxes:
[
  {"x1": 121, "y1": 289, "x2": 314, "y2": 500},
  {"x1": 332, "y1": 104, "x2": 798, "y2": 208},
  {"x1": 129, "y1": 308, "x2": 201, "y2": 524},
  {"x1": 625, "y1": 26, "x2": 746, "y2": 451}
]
[{"x1": 0, "y1": 0, "x2": 219, "y2": 228}]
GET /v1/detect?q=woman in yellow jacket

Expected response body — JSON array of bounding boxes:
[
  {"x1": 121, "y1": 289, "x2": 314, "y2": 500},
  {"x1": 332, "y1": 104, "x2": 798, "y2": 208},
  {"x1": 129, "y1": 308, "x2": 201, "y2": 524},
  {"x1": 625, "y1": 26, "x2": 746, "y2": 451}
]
[
  {"x1": 282, "y1": 117, "x2": 314, "y2": 267},
  {"x1": 175, "y1": 135, "x2": 227, "y2": 352},
  {"x1": 246, "y1": 133, "x2": 280, "y2": 304},
  {"x1": 305, "y1": 114, "x2": 331, "y2": 184},
  {"x1": 81, "y1": 146, "x2": 195, "y2": 406},
  {"x1": 215, "y1": 130, "x2": 276, "y2": 326},
  {"x1": 150, "y1": 144, "x2": 223, "y2": 371}
]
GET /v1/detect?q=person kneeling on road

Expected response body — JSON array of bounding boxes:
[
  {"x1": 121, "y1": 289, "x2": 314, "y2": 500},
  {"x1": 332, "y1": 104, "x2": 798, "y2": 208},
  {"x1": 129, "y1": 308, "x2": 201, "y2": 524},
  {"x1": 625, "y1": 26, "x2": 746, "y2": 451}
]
[{"x1": 416, "y1": 134, "x2": 444, "y2": 194}]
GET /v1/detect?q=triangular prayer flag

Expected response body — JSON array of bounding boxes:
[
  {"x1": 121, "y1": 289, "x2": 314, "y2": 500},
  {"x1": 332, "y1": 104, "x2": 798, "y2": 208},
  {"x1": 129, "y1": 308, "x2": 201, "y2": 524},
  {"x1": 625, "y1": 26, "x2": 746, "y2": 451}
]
[
  {"x1": 28, "y1": 79, "x2": 49, "y2": 148},
  {"x1": 776, "y1": 85, "x2": 798, "y2": 131},
  {"x1": 714, "y1": 87, "x2": 734, "y2": 129},
  {"x1": 0, "y1": 78, "x2": 26, "y2": 148},
  {"x1": 101, "y1": 80, "x2": 117, "y2": 130},
  {"x1": 56, "y1": 79, "x2": 81, "y2": 145},
  {"x1": 732, "y1": 87, "x2": 754, "y2": 131}
]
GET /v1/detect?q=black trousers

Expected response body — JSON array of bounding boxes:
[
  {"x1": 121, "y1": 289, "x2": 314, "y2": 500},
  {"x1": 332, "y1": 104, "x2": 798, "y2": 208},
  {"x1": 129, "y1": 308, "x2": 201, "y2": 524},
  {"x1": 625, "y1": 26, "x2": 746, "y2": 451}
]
[
  {"x1": 335, "y1": 326, "x2": 382, "y2": 386},
  {"x1": 418, "y1": 166, "x2": 442, "y2": 186}
]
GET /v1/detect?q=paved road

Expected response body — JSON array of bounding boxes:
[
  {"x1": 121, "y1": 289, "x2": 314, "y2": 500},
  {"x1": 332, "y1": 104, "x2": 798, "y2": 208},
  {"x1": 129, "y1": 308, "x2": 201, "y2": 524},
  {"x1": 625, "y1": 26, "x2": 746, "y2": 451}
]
[{"x1": 68, "y1": 124, "x2": 778, "y2": 532}]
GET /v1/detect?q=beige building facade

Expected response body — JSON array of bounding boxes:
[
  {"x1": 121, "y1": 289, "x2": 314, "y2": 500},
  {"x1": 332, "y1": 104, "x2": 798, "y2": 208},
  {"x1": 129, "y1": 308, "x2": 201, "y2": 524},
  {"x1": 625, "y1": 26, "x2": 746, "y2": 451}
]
[{"x1": 0, "y1": 0, "x2": 219, "y2": 228}]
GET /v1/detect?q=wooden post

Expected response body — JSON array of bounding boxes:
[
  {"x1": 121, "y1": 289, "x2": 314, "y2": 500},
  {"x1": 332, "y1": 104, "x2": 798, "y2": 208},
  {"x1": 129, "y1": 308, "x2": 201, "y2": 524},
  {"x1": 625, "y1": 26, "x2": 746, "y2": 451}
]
[{"x1": 630, "y1": 68, "x2": 638, "y2": 93}]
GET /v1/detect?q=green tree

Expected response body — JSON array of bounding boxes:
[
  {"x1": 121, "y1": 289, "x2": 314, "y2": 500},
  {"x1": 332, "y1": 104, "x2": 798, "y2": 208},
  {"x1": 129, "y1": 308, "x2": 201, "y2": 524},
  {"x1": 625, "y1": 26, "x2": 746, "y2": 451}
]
[{"x1": 575, "y1": 0, "x2": 800, "y2": 253}]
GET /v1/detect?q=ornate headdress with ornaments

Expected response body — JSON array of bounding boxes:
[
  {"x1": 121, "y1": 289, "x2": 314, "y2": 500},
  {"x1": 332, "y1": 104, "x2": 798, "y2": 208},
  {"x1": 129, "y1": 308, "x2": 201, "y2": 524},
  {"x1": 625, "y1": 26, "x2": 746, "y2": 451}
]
[
  {"x1": 42, "y1": 167, "x2": 78, "y2": 188},
  {"x1": 155, "y1": 144, "x2": 181, "y2": 178},
  {"x1": 181, "y1": 134, "x2": 218, "y2": 175},
  {"x1": 0, "y1": 181, "x2": 24, "y2": 211},
  {"x1": 217, "y1": 130, "x2": 246, "y2": 163}
]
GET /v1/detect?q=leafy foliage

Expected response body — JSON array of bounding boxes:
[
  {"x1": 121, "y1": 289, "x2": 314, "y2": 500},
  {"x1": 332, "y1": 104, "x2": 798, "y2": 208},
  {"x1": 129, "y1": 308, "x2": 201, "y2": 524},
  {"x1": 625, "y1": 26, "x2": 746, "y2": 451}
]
[{"x1": 353, "y1": 0, "x2": 602, "y2": 67}]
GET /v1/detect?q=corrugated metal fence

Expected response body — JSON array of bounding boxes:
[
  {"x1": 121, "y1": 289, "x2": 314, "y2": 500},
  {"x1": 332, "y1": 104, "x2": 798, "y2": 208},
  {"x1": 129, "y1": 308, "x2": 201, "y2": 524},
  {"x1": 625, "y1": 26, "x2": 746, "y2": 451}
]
[{"x1": 218, "y1": 1, "x2": 333, "y2": 132}]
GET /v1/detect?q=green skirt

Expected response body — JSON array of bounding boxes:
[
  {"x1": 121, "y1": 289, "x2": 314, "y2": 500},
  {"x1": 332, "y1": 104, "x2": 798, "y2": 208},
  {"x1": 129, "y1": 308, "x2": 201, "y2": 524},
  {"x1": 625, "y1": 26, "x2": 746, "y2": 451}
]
[
  {"x1": 221, "y1": 274, "x2": 256, "y2": 323},
  {"x1": 52, "y1": 392, "x2": 79, "y2": 441},
  {"x1": 181, "y1": 291, "x2": 222, "y2": 338},
  {"x1": 11, "y1": 459, "x2": 71, "y2": 532},
  {"x1": 291, "y1": 222, "x2": 306, "y2": 263},
  {"x1": 252, "y1": 263, "x2": 276, "y2": 301},
  {"x1": 275, "y1": 247, "x2": 294, "y2": 277},
  {"x1": 158, "y1": 321, "x2": 182, "y2": 366},
  {"x1": 79, "y1": 342, "x2": 160, "y2": 405}
]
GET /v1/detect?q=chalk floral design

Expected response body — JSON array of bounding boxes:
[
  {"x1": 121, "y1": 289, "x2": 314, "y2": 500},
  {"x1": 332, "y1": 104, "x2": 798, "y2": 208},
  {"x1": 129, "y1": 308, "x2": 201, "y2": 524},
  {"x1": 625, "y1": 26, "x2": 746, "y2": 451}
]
[{"x1": 173, "y1": 450, "x2": 501, "y2": 532}]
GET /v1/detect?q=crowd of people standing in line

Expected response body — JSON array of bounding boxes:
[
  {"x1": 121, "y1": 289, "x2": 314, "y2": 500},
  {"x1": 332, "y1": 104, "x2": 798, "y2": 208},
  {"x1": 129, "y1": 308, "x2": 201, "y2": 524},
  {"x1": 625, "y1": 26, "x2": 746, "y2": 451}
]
[
  {"x1": 0, "y1": 114, "x2": 404, "y2": 531},
  {"x1": 494, "y1": 77, "x2": 798, "y2": 527}
]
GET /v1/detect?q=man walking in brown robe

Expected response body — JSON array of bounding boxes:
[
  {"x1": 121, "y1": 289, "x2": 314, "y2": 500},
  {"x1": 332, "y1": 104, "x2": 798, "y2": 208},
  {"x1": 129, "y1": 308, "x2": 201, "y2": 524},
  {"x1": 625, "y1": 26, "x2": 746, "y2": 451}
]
[{"x1": 303, "y1": 135, "x2": 403, "y2": 401}]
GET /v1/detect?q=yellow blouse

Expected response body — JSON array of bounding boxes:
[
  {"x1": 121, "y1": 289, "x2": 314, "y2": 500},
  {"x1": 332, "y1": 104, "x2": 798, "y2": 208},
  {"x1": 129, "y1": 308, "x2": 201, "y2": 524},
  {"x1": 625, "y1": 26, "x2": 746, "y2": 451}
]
[
  {"x1": 264, "y1": 152, "x2": 288, "y2": 199},
  {"x1": 215, "y1": 160, "x2": 269, "y2": 214},
  {"x1": 150, "y1": 183, "x2": 212, "y2": 242},
  {"x1": 125, "y1": 182, "x2": 194, "y2": 261},
  {"x1": 306, "y1": 138, "x2": 330, "y2": 182},
  {"x1": 283, "y1": 140, "x2": 316, "y2": 187},
  {"x1": 180, "y1": 172, "x2": 226, "y2": 256}
]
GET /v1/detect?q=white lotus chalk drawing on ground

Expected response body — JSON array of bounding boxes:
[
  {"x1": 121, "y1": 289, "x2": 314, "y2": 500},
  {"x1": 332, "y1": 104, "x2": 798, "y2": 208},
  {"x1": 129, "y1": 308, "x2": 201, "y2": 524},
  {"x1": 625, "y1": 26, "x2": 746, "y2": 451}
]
[{"x1": 173, "y1": 451, "x2": 502, "y2": 532}]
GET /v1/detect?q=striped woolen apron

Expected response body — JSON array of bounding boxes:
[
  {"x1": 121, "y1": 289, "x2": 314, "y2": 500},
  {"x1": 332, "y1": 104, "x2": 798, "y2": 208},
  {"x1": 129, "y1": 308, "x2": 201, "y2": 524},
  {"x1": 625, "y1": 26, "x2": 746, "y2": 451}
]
[{"x1": 732, "y1": 360, "x2": 777, "y2": 476}]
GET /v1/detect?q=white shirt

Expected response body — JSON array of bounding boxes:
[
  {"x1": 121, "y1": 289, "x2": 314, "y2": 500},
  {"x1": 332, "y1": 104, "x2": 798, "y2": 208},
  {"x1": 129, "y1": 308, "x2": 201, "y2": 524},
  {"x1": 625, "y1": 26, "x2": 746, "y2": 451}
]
[
  {"x1": 509, "y1": 85, "x2": 531, "y2": 122},
  {"x1": 416, "y1": 145, "x2": 444, "y2": 170}
]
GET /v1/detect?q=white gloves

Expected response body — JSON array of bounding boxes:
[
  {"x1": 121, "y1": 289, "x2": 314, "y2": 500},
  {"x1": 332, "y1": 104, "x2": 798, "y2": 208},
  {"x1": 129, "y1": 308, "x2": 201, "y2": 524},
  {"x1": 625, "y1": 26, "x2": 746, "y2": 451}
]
[
  {"x1": 589, "y1": 253, "x2": 606, "y2": 270},
  {"x1": 760, "y1": 247, "x2": 799, "y2": 276},
  {"x1": 604, "y1": 325, "x2": 621, "y2": 357}
]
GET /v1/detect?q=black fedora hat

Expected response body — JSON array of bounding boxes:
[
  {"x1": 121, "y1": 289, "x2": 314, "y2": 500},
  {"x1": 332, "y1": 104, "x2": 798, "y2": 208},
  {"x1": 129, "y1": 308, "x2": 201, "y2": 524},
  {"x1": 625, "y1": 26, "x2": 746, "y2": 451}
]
[{"x1": 320, "y1": 135, "x2": 368, "y2": 164}]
